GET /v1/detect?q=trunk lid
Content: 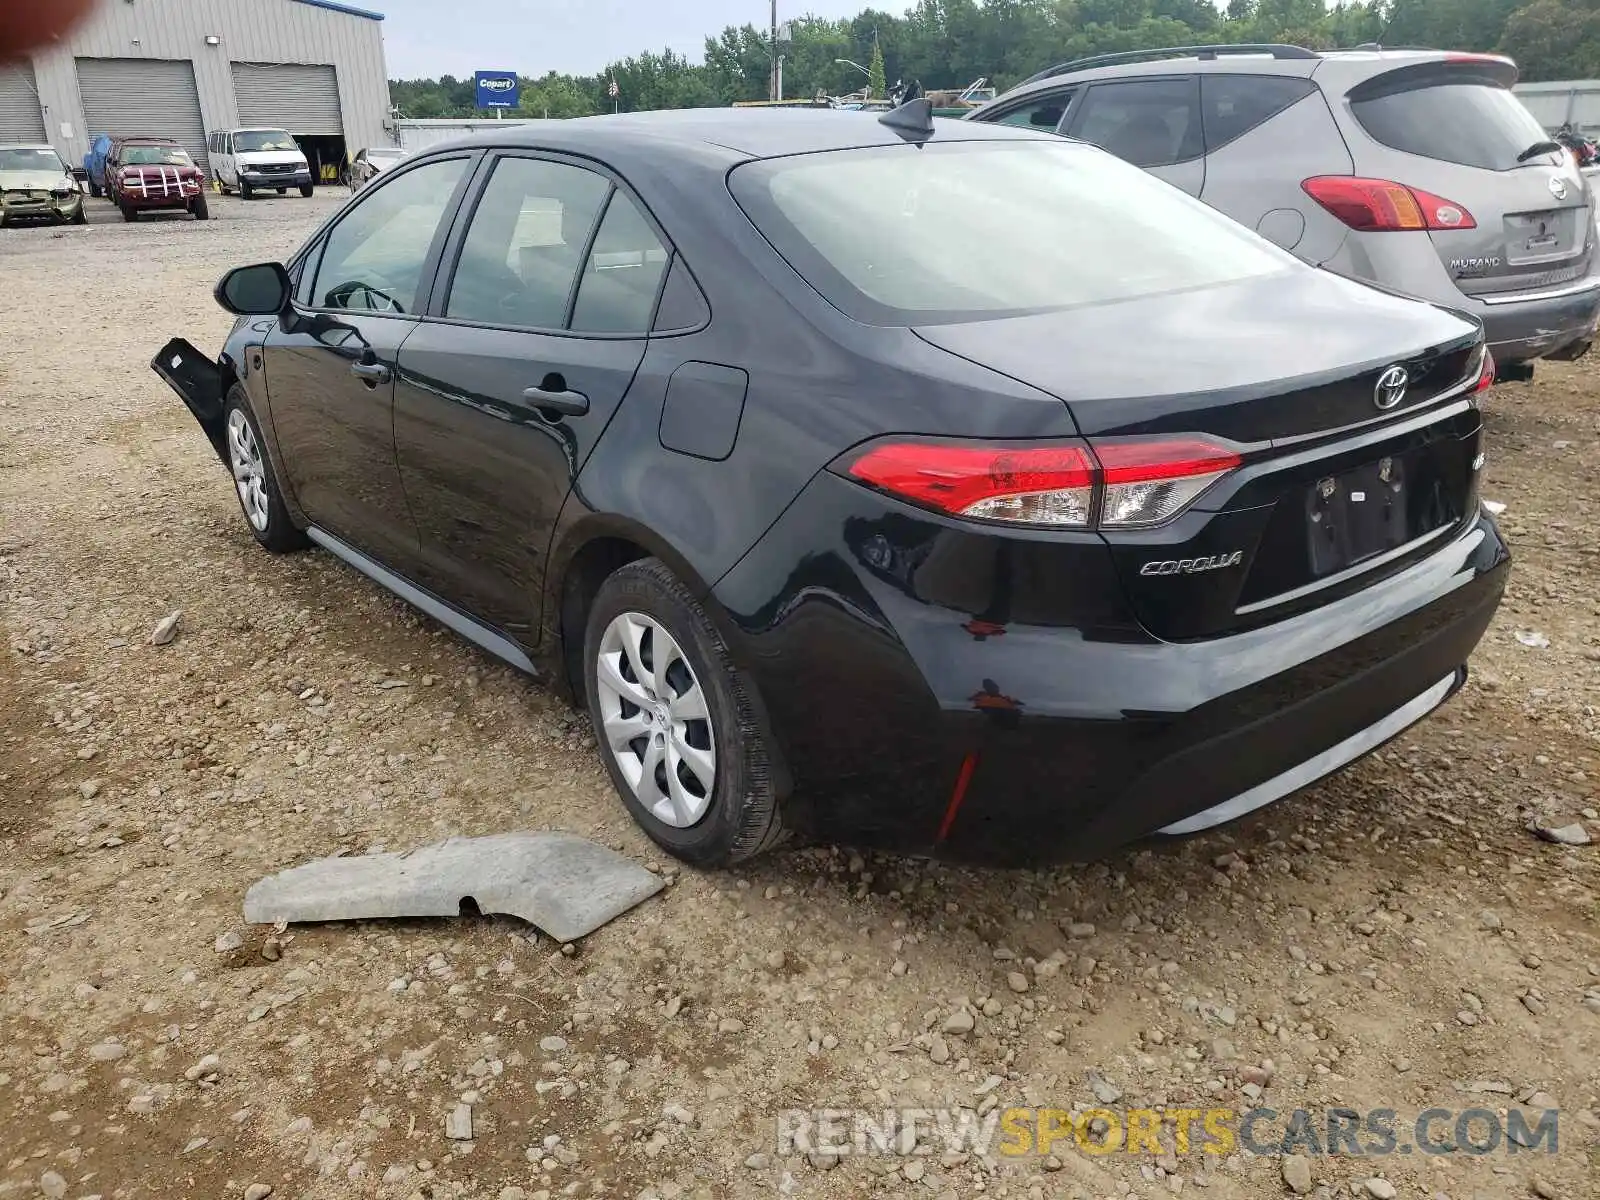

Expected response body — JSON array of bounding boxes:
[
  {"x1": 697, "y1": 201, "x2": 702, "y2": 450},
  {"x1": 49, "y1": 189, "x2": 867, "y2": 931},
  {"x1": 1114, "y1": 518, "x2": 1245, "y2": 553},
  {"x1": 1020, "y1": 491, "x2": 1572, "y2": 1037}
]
[
  {"x1": 914, "y1": 270, "x2": 1486, "y2": 640},
  {"x1": 1343, "y1": 58, "x2": 1595, "y2": 296}
]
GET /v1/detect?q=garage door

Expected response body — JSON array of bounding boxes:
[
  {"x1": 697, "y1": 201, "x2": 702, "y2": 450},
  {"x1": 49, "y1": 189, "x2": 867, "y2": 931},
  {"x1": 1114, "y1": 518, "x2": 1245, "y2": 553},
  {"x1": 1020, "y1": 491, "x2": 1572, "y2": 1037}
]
[
  {"x1": 0, "y1": 60, "x2": 47, "y2": 143},
  {"x1": 233, "y1": 63, "x2": 342, "y2": 136},
  {"x1": 76, "y1": 58, "x2": 209, "y2": 174}
]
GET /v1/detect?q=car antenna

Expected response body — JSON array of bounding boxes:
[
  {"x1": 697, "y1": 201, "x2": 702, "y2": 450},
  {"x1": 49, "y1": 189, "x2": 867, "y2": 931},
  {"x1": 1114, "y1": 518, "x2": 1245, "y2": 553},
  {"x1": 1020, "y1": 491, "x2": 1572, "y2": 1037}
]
[{"x1": 878, "y1": 95, "x2": 935, "y2": 142}]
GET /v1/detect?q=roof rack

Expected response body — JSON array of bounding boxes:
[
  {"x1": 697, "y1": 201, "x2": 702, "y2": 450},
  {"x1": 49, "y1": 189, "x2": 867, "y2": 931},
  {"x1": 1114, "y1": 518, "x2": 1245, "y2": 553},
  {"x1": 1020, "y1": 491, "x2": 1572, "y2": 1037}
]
[
  {"x1": 1017, "y1": 43, "x2": 1319, "y2": 87},
  {"x1": 1339, "y1": 43, "x2": 1444, "y2": 53}
]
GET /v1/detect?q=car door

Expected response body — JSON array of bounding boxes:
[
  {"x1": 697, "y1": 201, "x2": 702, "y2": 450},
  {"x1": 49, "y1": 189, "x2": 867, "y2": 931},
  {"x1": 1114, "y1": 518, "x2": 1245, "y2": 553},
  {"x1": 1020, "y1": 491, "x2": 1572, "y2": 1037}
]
[
  {"x1": 393, "y1": 151, "x2": 670, "y2": 640},
  {"x1": 1064, "y1": 77, "x2": 1206, "y2": 195},
  {"x1": 264, "y1": 152, "x2": 476, "y2": 575}
]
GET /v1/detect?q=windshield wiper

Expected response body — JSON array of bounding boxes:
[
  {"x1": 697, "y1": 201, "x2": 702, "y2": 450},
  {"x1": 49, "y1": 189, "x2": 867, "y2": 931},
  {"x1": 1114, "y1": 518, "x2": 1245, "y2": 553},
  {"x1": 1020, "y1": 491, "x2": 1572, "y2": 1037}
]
[{"x1": 1517, "y1": 140, "x2": 1565, "y2": 163}]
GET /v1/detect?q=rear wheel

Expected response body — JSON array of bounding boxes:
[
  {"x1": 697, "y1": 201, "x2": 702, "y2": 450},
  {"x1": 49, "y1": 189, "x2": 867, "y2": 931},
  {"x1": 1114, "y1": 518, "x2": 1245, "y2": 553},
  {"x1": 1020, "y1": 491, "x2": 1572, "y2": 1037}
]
[
  {"x1": 584, "y1": 559, "x2": 784, "y2": 867},
  {"x1": 191, "y1": 193, "x2": 210, "y2": 221},
  {"x1": 222, "y1": 388, "x2": 307, "y2": 554}
]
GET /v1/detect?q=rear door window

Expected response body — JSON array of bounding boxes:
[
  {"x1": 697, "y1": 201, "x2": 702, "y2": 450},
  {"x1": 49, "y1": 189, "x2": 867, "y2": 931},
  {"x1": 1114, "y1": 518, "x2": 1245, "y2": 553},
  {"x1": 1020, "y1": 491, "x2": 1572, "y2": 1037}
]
[
  {"x1": 1202, "y1": 75, "x2": 1317, "y2": 152},
  {"x1": 1068, "y1": 78, "x2": 1203, "y2": 167},
  {"x1": 1351, "y1": 78, "x2": 1552, "y2": 171}
]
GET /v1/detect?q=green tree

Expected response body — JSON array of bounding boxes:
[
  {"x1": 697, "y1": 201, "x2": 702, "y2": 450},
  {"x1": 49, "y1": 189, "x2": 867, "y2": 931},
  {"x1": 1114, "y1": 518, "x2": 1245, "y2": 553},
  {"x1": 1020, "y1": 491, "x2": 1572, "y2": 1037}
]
[{"x1": 869, "y1": 38, "x2": 887, "y2": 97}]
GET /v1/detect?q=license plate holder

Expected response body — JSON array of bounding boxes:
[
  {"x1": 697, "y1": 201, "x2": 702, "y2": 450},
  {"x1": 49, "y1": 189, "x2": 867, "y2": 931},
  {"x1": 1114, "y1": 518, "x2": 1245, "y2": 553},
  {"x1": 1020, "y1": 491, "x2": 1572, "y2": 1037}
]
[{"x1": 1306, "y1": 457, "x2": 1411, "y2": 578}]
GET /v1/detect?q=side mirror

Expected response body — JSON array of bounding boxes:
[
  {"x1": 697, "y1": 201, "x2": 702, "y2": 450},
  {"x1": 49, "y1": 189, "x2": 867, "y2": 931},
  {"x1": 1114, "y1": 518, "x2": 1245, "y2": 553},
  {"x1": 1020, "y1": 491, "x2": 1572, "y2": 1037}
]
[
  {"x1": 70, "y1": 166, "x2": 88, "y2": 182},
  {"x1": 215, "y1": 262, "x2": 292, "y2": 315}
]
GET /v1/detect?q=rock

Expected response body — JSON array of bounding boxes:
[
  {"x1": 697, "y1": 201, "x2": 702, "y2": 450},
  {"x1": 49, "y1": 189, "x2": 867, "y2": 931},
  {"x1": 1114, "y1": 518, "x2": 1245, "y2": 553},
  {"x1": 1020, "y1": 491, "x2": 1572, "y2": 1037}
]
[
  {"x1": 1007, "y1": 970, "x2": 1030, "y2": 994},
  {"x1": 499, "y1": 1189, "x2": 528, "y2": 1200},
  {"x1": 243, "y1": 1187, "x2": 274, "y2": 1200},
  {"x1": 88, "y1": 1040, "x2": 126, "y2": 1062},
  {"x1": 745, "y1": 1153, "x2": 771, "y2": 1170},
  {"x1": 1362, "y1": 1179, "x2": 1397, "y2": 1200},
  {"x1": 1456, "y1": 1010, "x2": 1479, "y2": 1026},
  {"x1": 904, "y1": 1159, "x2": 926, "y2": 1182},
  {"x1": 185, "y1": 1054, "x2": 221, "y2": 1081},
  {"x1": 539, "y1": 1036, "x2": 568, "y2": 1053},
  {"x1": 151, "y1": 610, "x2": 183, "y2": 646},
  {"x1": 942, "y1": 1009, "x2": 975, "y2": 1035},
  {"x1": 1066, "y1": 922, "x2": 1096, "y2": 938},
  {"x1": 1534, "y1": 823, "x2": 1591, "y2": 846},
  {"x1": 39, "y1": 1171, "x2": 67, "y2": 1199},
  {"x1": 445, "y1": 1103, "x2": 473, "y2": 1140},
  {"x1": 765, "y1": 950, "x2": 786, "y2": 970},
  {"x1": 1087, "y1": 1071, "x2": 1122, "y2": 1104},
  {"x1": 929, "y1": 1034, "x2": 951, "y2": 1064},
  {"x1": 1480, "y1": 910, "x2": 1503, "y2": 930},
  {"x1": 1211, "y1": 1038, "x2": 1236, "y2": 1061},
  {"x1": 808, "y1": 1151, "x2": 840, "y2": 1171},
  {"x1": 78, "y1": 779, "x2": 101, "y2": 799},
  {"x1": 718, "y1": 1017, "x2": 745, "y2": 1034},
  {"x1": 214, "y1": 931, "x2": 244, "y2": 954},
  {"x1": 663, "y1": 1102, "x2": 696, "y2": 1126},
  {"x1": 1530, "y1": 1176, "x2": 1559, "y2": 1199},
  {"x1": 1280, "y1": 1154, "x2": 1313, "y2": 1194}
]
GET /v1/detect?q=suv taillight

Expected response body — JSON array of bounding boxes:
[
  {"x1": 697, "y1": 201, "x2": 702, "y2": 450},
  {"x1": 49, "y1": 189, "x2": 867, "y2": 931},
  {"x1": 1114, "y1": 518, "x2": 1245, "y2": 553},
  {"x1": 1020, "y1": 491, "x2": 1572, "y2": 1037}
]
[
  {"x1": 842, "y1": 436, "x2": 1242, "y2": 530},
  {"x1": 1302, "y1": 176, "x2": 1477, "y2": 232}
]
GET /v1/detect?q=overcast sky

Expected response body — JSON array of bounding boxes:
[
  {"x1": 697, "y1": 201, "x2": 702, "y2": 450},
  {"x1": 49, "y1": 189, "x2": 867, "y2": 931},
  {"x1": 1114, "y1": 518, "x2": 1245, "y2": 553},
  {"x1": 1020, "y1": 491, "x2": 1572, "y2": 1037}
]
[{"x1": 374, "y1": 0, "x2": 886, "y2": 80}]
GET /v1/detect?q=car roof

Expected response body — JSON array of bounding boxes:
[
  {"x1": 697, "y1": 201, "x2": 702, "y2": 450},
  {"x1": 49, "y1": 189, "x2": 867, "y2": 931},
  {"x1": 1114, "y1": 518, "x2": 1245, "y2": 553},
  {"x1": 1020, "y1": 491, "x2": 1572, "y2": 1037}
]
[
  {"x1": 431, "y1": 107, "x2": 1054, "y2": 165},
  {"x1": 0, "y1": 143, "x2": 57, "y2": 151},
  {"x1": 114, "y1": 136, "x2": 183, "y2": 145},
  {"x1": 984, "y1": 44, "x2": 1513, "y2": 106}
]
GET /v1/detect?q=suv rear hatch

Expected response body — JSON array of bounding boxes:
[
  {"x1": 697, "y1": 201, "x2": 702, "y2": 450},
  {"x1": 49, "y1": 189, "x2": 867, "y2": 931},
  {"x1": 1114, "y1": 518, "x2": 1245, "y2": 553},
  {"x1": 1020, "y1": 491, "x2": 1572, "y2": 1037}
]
[
  {"x1": 1332, "y1": 56, "x2": 1594, "y2": 297},
  {"x1": 914, "y1": 270, "x2": 1488, "y2": 641}
]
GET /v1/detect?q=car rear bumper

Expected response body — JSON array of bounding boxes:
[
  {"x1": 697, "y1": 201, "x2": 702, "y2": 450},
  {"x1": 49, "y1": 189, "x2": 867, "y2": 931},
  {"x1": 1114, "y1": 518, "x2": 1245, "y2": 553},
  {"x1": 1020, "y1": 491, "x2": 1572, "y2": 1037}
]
[
  {"x1": 1328, "y1": 231, "x2": 1600, "y2": 365},
  {"x1": 712, "y1": 471, "x2": 1509, "y2": 865}
]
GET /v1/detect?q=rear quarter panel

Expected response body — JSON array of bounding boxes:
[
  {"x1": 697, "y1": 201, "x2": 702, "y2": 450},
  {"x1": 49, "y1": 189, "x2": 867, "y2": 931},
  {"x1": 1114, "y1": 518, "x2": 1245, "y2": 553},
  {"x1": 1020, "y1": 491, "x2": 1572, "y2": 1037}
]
[{"x1": 1203, "y1": 85, "x2": 1355, "y2": 263}]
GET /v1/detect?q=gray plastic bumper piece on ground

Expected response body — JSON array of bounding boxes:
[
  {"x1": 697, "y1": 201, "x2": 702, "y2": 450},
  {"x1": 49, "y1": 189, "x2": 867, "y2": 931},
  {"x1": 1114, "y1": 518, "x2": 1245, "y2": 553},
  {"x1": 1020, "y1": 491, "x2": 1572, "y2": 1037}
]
[{"x1": 242, "y1": 832, "x2": 665, "y2": 943}]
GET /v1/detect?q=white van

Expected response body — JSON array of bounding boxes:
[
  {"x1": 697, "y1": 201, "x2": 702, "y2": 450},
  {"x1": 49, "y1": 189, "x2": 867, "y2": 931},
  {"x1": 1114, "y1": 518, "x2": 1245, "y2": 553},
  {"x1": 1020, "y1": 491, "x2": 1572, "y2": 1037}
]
[{"x1": 207, "y1": 128, "x2": 314, "y2": 199}]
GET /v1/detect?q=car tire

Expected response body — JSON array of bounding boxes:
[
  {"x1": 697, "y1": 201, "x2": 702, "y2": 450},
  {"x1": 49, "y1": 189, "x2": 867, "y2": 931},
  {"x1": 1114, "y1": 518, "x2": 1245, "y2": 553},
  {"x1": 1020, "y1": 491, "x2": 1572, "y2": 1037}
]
[
  {"x1": 222, "y1": 388, "x2": 308, "y2": 554},
  {"x1": 120, "y1": 205, "x2": 136, "y2": 222},
  {"x1": 300, "y1": 183, "x2": 315, "y2": 198},
  {"x1": 88, "y1": 180, "x2": 102, "y2": 198},
  {"x1": 239, "y1": 181, "x2": 253, "y2": 200},
  {"x1": 71, "y1": 206, "x2": 87, "y2": 226},
  {"x1": 584, "y1": 558, "x2": 785, "y2": 868},
  {"x1": 276, "y1": 187, "x2": 287, "y2": 196},
  {"x1": 191, "y1": 193, "x2": 210, "y2": 221}
]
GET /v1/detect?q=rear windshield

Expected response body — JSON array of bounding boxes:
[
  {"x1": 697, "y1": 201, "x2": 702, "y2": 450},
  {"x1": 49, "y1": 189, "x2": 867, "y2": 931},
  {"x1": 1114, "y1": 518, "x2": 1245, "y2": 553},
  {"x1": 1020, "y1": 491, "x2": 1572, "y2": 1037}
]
[
  {"x1": 235, "y1": 130, "x2": 297, "y2": 153},
  {"x1": 1351, "y1": 80, "x2": 1552, "y2": 171},
  {"x1": 729, "y1": 139, "x2": 1296, "y2": 325}
]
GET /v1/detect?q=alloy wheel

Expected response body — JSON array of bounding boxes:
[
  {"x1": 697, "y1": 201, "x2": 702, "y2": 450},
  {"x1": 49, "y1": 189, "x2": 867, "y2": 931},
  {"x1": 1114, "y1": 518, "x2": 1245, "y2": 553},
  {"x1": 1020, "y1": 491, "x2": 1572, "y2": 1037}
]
[
  {"x1": 226, "y1": 408, "x2": 270, "y2": 532},
  {"x1": 595, "y1": 612, "x2": 717, "y2": 828}
]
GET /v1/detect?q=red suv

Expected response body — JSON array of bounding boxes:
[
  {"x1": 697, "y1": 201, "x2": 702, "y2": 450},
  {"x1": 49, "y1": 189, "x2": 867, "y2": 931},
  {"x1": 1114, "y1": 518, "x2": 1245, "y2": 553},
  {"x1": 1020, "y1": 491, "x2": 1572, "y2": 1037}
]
[{"x1": 105, "y1": 137, "x2": 209, "y2": 222}]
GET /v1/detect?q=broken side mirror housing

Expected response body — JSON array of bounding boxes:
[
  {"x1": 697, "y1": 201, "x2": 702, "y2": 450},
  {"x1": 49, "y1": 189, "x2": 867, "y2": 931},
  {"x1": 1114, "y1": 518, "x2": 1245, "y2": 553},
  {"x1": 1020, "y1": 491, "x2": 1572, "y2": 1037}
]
[{"x1": 215, "y1": 262, "x2": 292, "y2": 316}]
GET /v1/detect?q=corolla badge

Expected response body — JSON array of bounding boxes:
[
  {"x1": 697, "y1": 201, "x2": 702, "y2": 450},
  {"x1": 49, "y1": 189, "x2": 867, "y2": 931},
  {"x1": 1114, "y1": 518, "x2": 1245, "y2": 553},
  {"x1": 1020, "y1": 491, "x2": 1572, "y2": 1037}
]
[
  {"x1": 1374, "y1": 364, "x2": 1409, "y2": 411},
  {"x1": 1550, "y1": 175, "x2": 1569, "y2": 200},
  {"x1": 1139, "y1": 551, "x2": 1244, "y2": 577}
]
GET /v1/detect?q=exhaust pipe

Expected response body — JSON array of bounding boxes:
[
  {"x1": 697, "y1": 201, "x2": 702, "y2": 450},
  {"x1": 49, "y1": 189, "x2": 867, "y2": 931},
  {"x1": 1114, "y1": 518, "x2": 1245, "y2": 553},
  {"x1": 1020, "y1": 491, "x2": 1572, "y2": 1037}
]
[{"x1": 1493, "y1": 360, "x2": 1536, "y2": 384}]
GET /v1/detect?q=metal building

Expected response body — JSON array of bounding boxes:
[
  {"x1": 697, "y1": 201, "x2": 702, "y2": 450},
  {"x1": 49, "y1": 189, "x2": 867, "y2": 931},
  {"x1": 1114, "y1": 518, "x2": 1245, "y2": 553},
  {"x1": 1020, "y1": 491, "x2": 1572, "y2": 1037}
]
[
  {"x1": 0, "y1": 0, "x2": 393, "y2": 182},
  {"x1": 1514, "y1": 80, "x2": 1600, "y2": 136}
]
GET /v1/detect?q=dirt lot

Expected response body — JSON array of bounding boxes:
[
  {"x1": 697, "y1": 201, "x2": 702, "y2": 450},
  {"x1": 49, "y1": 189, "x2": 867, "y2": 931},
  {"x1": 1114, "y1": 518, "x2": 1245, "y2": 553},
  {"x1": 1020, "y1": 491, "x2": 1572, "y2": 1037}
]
[{"x1": 1, "y1": 194, "x2": 1597, "y2": 1200}]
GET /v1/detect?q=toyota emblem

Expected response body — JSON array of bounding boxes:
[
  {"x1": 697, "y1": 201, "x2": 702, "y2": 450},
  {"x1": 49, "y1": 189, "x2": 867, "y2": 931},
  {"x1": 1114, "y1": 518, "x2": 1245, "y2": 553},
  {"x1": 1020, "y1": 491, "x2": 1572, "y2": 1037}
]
[
  {"x1": 1374, "y1": 365, "x2": 1409, "y2": 410},
  {"x1": 1550, "y1": 175, "x2": 1569, "y2": 200}
]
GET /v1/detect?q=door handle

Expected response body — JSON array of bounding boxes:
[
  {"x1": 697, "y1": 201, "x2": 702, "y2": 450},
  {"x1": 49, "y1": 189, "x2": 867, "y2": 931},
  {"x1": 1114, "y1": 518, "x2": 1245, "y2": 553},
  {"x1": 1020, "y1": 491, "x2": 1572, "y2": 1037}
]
[
  {"x1": 350, "y1": 361, "x2": 391, "y2": 384},
  {"x1": 523, "y1": 385, "x2": 590, "y2": 418}
]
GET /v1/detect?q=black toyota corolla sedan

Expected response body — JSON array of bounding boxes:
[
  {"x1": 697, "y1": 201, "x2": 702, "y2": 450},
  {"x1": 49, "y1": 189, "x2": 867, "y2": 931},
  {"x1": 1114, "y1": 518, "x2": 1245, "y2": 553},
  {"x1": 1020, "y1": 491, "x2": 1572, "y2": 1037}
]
[{"x1": 154, "y1": 102, "x2": 1509, "y2": 868}]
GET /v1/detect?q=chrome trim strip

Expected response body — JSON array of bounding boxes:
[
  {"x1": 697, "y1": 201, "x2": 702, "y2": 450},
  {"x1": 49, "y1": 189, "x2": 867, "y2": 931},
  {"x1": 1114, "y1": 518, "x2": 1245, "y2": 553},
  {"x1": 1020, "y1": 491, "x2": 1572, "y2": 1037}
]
[
  {"x1": 1478, "y1": 278, "x2": 1600, "y2": 306},
  {"x1": 1235, "y1": 522, "x2": 1469, "y2": 616},
  {"x1": 305, "y1": 526, "x2": 538, "y2": 676},
  {"x1": 1268, "y1": 383, "x2": 1477, "y2": 451},
  {"x1": 1157, "y1": 672, "x2": 1458, "y2": 835}
]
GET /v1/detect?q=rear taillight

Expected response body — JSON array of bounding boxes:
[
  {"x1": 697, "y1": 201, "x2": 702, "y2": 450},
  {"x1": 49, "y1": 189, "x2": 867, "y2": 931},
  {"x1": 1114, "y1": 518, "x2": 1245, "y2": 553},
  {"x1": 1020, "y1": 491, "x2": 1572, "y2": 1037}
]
[
  {"x1": 1475, "y1": 346, "x2": 1496, "y2": 392},
  {"x1": 1302, "y1": 176, "x2": 1476, "y2": 232},
  {"x1": 843, "y1": 437, "x2": 1242, "y2": 530}
]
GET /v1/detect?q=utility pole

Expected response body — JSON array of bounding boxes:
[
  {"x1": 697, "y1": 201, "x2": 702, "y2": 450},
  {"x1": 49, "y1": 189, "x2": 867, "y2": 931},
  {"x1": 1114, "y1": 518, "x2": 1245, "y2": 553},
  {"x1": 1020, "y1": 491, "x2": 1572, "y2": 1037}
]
[{"x1": 770, "y1": 0, "x2": 778, "y2": 102}]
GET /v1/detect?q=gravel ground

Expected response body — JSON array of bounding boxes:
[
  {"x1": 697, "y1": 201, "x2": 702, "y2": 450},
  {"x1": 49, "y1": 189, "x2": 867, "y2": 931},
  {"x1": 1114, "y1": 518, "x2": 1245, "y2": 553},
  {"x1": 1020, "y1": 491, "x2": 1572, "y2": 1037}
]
[{"x1": 1, "y1": 193, "x2": 1597, "y2": 1200}]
